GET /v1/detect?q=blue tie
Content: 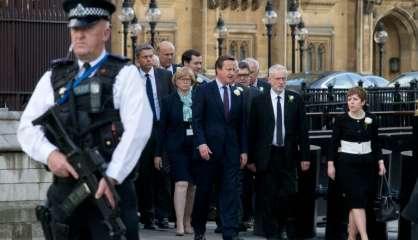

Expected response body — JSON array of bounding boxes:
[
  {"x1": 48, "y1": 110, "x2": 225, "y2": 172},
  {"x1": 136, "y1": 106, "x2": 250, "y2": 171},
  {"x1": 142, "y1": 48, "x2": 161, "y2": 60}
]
[
  {"x1": 276, "y1": 96, "x2": 283, "y2": 146},
  {"x1": 145, "y1": 73, "x2": 157, "y2": 120}
]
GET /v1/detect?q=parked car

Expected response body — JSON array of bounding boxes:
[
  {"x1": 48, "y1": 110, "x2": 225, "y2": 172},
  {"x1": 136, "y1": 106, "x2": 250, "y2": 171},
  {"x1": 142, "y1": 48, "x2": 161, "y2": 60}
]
[
  {"x1": 286, "y1": 73, "x2": 319, "y2": 93},
  {"x1": 309, "y1": 72, "x2": 374, "y2": 89},
  {"x1": 362, "y1": 75, "x2": 389, "y2": 87},
  {"x1": 388, "y1": 72, "x2": 418, "y2": 87}
]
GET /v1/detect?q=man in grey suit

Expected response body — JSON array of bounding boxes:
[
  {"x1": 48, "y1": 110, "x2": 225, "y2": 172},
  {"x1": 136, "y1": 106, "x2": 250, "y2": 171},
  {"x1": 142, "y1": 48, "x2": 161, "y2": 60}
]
[{"x1": 135, "y1": 44, "x2": 174, "y2": 229}]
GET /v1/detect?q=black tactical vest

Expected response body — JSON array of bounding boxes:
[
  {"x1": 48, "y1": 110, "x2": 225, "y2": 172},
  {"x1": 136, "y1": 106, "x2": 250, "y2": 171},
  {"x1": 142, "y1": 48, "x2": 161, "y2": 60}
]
[{"x1": 50, "y1": 54, "x2": 128, "y2": 161}]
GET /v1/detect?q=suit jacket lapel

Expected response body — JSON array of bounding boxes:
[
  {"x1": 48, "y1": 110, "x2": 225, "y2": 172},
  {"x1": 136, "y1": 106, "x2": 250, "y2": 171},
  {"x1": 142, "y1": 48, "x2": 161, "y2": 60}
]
[
  {"x1": 230, "y1": 85, "x2": 237, "y2": 118},
  {"x1": 210, "y1": 81, "x2": 225, "y2": 118},
  {"x1": 154, "y1": 69, "x2": 162, "y2": 104},
  {"x1": 284, "y1": 90, "x2": 289, "y2": 131},
  {"x1": 265, "y1": 92, "x2": 275, "y2": 133}
]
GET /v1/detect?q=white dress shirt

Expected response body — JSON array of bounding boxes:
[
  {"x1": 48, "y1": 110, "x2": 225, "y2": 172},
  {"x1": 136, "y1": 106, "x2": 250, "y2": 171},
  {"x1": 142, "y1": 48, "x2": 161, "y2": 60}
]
[
  {"x1": 270, "y1": 89, "x2": 285, "y2": 146},
  {"x1": 17, "y1": 50, "x2": 153, "y2": 183},
  {"x1": 139, "y1": 67, "x2": 161, "y2": 120},
  {"x1": 215, "y1": 79, "x2": 231, "y2": 111}
]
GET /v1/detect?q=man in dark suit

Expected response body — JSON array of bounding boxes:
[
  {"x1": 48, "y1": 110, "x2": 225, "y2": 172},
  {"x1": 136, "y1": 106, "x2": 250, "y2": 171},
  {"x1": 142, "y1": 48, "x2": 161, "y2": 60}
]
[
  {"x1": 135, "y1": 43, "x2": 174, "y2": 229},
  {"x1": 235, "y1": 60, "x2": 261, "y2": 230},
  {"x1": 181, "y1": 49, "x2": 211, "y2": 84},
  {"x1": 248, "y1": 64, "x2": 310, "y2": 239},
  {"x1": 192, "y1": 55, "x2": 247, "y2": 240},
  {"x1": 244, "y1": 57, "x2": 270, "y2": 92},
  {"x1": 157, "y1": 41, "x2": 181, "y2": 75}
]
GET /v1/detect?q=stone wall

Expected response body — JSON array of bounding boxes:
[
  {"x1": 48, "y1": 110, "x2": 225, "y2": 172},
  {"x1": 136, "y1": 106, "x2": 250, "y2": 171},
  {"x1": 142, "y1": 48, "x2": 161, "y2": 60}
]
[{"x1": 0, "y1": 110, "x2": 51, "y2": 240}]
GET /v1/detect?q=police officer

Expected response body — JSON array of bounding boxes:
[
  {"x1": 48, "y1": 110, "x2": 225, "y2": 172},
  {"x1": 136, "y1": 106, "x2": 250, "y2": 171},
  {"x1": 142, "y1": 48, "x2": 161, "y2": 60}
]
[{"x1": 17, "y1": 0, "x2": 153, "y2": 239}]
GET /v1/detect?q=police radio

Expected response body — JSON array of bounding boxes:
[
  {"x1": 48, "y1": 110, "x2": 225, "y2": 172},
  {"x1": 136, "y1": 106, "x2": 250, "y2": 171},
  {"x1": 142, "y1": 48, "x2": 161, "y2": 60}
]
[{"x1": 90, "y1": 79, "x2": 102, "y2": 113}]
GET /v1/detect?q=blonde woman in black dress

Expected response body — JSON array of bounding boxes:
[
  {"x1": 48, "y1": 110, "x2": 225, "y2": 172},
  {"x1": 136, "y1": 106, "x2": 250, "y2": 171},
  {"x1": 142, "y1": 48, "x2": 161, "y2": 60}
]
[{"x1": 327, "y1": 87, "x2": 386, "y2": 240}]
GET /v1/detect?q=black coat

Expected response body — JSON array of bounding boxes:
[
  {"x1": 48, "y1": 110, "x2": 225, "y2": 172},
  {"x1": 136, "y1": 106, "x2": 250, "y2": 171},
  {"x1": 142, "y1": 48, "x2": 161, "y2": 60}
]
[
  {"x1": 248, "y1": 90, "x2": 309, "y2": 171},
  {"x1": 155, "y1": 91, "x2": 192, "y2": 157},
  {"x1": 153, "y1": 68, "x2": 174, "y2": 107}
]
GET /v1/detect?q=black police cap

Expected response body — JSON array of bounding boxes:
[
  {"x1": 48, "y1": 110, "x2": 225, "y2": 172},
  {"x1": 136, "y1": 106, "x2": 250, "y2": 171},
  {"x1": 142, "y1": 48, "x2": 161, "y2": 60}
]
[{"x1": 63, "y1": 0, "x2": 116, "y2": 28}]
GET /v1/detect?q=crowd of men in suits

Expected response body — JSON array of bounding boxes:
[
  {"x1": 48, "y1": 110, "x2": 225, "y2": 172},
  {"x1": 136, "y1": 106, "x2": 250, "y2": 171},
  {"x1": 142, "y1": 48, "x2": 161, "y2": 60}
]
[{"x1": 133, "y1": 40, "x2": 310, "y2": 240}]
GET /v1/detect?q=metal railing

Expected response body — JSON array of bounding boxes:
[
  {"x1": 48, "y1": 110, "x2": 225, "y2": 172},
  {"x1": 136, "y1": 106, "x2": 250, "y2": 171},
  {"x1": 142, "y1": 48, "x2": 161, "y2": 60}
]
[
  {"x1": 300, "y1": 81, "x2": 418, "y2": 130},
  {"x1": 0, "y1": 0, "x2": 69, "y2": 109}
]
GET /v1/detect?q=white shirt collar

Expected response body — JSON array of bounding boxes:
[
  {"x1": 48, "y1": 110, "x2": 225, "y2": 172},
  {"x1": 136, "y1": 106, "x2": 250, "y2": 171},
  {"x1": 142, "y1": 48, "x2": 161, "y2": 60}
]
[
  {"x1": 77, "y1": 50, "x2": 107, "y2": 69},
  {"x1": 215, "y1": 78, "x2": 228, "y2": 89},
  {"x1": 139, "y1": 67, "x2": 155, "y2": 79},
  {"x1": 270, "y1": 88, "x2": 284, "y2": 100}
]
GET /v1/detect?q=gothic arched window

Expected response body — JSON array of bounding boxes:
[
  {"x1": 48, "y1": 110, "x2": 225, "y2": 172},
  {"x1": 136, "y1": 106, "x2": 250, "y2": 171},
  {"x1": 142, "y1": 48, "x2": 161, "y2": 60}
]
[
  {"x1": 229, "y1": 41, "x2": 238, "y2": 58},
  {"x1": 317, "y1": 44, "x2": 325, "y2": 72},
  {"x1": 306, "y1": 43, "x2": 314, "y2": 73},
  {"x1": 240, "y1": 41, "x2": 248, "y2": 61}
]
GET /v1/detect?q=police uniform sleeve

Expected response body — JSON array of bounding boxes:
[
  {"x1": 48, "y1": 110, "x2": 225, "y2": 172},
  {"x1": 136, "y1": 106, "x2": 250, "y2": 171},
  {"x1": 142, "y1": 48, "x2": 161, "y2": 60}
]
[
  {"x1": 17, "y1": 71, "x2": 57, "y2": 165},
  {"x1": 107, "y1": 65, "x2": 153, "y2": 183}
]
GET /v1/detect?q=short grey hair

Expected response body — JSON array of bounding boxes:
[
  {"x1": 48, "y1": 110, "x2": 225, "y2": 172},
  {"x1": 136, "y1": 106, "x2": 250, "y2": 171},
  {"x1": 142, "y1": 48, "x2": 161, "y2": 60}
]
[
  {"x1": 135, "y1": 43, "x2": 154, "y2": 56},
  {"x1": 268, "y1": 64, "x2": 288, "y2": 77},
  {"x1": 158, "y1": 41, "x2": 175, "y2": 52},
  {"x1": 244, "y1": 57, "x2": 260, "y2": 71}
]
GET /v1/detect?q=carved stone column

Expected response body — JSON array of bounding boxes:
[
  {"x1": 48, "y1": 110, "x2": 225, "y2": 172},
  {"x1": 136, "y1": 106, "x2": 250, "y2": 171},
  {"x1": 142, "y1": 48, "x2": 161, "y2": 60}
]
[{"x1": 356, "y1": 0, "x2": 373, "y2": 74}]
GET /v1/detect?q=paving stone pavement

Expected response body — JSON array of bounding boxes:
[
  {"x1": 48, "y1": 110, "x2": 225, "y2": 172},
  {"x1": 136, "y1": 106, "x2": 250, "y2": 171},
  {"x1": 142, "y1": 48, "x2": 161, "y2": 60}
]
[{"x1": 138, "y1": 221, "x2": 399, "y2": 240}]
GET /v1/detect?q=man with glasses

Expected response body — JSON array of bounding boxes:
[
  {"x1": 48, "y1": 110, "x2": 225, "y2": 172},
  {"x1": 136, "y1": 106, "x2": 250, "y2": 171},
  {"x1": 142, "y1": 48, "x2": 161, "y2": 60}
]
[
  {"x1": 244, "y1": 58, "x2": 270, "y2": 92},
  {"x1": 235, "y1": 61, "x2": 261, "y2": 232}
]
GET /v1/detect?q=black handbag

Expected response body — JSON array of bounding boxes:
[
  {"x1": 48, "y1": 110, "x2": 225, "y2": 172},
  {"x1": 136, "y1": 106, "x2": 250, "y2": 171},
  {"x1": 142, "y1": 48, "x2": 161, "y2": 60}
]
[
  {"x1": 375, "y1": 174, "x2": 399, "y2": 222},
  {"x1": 401, "y1": 178, "x2": 418, "y2": 223}
]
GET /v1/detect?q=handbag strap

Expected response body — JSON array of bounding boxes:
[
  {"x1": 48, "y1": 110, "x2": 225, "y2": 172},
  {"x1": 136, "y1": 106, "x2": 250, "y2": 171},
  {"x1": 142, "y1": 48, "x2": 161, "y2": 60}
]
[{"x1": 378, "y1": 174, "x2": 392, "y2": 198}]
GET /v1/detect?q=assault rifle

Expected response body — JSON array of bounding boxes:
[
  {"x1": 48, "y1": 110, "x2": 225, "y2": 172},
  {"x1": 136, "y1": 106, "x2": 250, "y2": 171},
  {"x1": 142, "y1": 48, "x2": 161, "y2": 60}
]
[{"x1": 33, "y1": 107, "x2": 126, "y2": 240}]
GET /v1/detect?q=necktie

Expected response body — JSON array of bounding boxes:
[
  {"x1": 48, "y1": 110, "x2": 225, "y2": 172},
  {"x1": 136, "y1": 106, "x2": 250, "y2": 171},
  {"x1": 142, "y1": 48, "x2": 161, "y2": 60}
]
[
  {"x1": 276, "y1": 96, "x2": 283, "y2": 146},
  {"x1": 83, "y1": 62, "x2": 91, "y2": 71},
  {"x1": 145, "y1": 73, "x2": 157, "y2": 120},
  {"x1": 223, "y1": 86, "x2": 229, "y2": 119}
]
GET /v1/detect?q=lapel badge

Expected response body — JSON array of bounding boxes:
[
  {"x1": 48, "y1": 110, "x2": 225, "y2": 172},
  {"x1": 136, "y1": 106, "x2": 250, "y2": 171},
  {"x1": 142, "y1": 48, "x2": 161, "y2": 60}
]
[
  {"x1": 58, "y1": 87, "x2": 67, "y2": 96},
  {"x1": 233, "y1": 89, "x2": 241, "y2": 96}
]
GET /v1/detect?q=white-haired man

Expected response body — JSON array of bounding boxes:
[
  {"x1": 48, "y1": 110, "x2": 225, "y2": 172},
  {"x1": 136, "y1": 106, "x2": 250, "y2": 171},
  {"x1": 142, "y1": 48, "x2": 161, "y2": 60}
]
[{"x1": 248, "y1": 64, "x2": 310, "y2": 239}]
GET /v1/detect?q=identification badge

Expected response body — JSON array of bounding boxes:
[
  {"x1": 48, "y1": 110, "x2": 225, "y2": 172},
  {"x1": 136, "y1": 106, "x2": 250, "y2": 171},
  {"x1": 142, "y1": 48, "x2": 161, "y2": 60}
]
[{"x1": 186, "y1": 128, "x2": 193, "y2": 136}]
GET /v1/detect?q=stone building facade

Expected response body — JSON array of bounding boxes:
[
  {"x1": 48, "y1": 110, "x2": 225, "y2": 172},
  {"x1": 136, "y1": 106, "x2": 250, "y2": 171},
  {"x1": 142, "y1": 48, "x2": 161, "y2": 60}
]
[{"x1": 110, "y1": 0, "x2": 418, "y2": 79}]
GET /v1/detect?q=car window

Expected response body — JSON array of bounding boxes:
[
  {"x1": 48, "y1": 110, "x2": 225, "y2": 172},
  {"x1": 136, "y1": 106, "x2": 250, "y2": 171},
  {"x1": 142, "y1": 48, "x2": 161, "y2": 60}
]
[
  {"x1": 395, "y1": 75, "x2": 418, "y2": 86},
  {"x1": 333, "y1": 74, "x2": 354, "y2": 88}
]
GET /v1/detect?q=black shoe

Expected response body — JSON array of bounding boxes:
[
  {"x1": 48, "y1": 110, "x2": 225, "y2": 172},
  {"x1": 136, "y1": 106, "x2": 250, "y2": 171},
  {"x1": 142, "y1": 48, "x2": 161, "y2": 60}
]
[
  {"x1": 194, "y1": 233, "x2": 206, "y2": 240},
  {"x1": 232, "y1": 237, "x2": 244, "y2": 240},
  {"x1": 157, "y1": 218, "x2": 170, "y2": 229},
  {"x1": 223, "y1": 236, "x2": 243, "y2": 240},
  {"x1": 214, "y1": 226, "x2": 222, "y2": 233},
  {"x1": 143, "y1": 222, "x2": 156, "y2": 230},
  {"x1": 239, "y1": 223, "x2": 248, "y2": 232}
]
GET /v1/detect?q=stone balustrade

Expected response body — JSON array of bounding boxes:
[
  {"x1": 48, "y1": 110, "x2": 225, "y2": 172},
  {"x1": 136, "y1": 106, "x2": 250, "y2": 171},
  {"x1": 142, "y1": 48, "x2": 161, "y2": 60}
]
[{"x1": 0, "y1": 110, "x2": 51, "y2": 240}]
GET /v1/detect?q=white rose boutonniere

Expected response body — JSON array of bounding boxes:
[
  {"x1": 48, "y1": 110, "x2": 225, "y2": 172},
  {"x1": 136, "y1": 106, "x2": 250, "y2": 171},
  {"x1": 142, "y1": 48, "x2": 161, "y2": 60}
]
[
  {"x1": 288, "y1": 95, "x2": 294, "y2": 103},
  {"x1": 233, "y1": 89, "x2": 241, "y2": 96},
  {"x1": 259, "y1": 86, "x2": 264, "y2": 92},
  {"x1": 236, "y1": 86, "x2": 244, "y2": 92},
  {"x1": 364, "y1": 117, "x2": 372, "y2": 129}
]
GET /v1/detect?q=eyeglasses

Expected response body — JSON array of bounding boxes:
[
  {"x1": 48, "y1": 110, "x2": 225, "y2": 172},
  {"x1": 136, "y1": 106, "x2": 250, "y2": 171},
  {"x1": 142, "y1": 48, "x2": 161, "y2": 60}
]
[
  {"x1": 238, "y1": 74, "x2": 250, "y2": 79},
  {"x1": 178, "y1": 78, "x2": 192, "y2": 83}
]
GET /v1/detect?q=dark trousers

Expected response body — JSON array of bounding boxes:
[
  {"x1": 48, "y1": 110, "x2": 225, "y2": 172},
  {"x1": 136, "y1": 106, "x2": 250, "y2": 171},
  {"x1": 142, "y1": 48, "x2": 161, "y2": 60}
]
[
  {"x1": 256, "y1": 146, "x2": 298, "y2": 238},
  {"x1": 47, "y1": 178, "x2": 139, "y2": 240},
  {"x1": 135, "y1": 129, "x2": 171, "y2": 223},
  {"x1": 239, "y1": 169, "x2": 254, "y2": 222},
  {"x1": 192, "y1": 159, "x2": 241, "y2": 239}
]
